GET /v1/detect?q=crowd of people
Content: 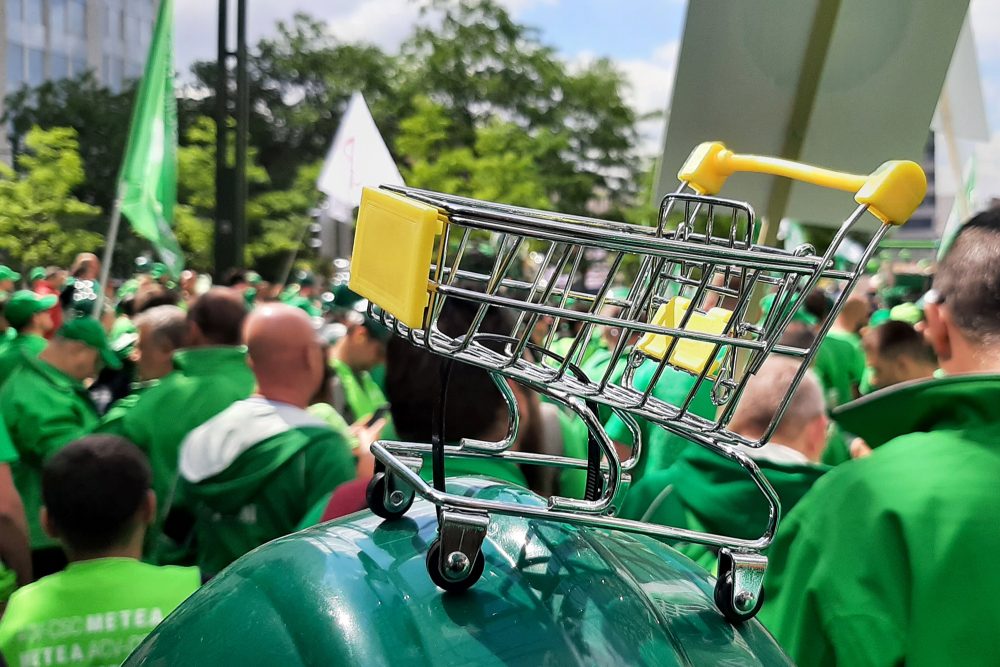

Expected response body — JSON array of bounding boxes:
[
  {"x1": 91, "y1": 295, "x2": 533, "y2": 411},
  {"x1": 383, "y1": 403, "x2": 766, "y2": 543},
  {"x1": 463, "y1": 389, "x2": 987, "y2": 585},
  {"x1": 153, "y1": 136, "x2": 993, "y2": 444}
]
[{"x1": 0, "y1": 208, "x2": 996, "y2": 666}]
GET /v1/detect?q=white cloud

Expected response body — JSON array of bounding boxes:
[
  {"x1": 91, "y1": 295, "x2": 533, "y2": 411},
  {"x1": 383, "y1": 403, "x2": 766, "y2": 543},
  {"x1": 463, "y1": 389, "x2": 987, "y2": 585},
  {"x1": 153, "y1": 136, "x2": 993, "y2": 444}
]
[{"x1": 615, "y1": 41, "x2": 678, "y2": 158}]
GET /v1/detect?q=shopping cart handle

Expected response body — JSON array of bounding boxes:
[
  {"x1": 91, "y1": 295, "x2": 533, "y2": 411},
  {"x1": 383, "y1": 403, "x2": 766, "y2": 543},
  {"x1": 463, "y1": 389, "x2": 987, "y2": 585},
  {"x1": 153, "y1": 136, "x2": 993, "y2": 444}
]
[{"x1": 678, "y1": 141, "x2": 926, "y2": 225}]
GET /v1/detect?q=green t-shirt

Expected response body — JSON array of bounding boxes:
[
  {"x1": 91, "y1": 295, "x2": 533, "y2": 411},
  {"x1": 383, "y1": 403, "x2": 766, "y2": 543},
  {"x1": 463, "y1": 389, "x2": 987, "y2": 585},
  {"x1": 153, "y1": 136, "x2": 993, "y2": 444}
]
[
  {"x1": 329, "y1": 359, "x2": 396, "y2": 440},
  {"x1": 0, "y1": 558, "x2": 200, "y2": 667},
  {"x1": 604, "y1": 359, "x2": 715, "y2": 483},
  {"x1": 812, "y1": 331, "x2": 864, "y2": 407}
]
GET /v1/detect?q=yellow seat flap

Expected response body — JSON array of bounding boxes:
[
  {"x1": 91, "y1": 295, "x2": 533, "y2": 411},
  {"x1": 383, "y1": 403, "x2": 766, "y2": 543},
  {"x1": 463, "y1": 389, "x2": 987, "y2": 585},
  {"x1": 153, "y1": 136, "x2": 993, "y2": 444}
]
[
  {"x1": 636, "y1": 297, "x2": 732, "y2": 376},
  {"x1": 349, "y1": 187, "x2": 443, "y2": 329}
]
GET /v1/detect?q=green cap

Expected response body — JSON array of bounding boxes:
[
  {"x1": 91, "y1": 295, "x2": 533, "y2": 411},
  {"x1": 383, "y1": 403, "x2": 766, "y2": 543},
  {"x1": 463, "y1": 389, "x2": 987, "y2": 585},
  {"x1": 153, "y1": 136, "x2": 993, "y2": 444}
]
[
  {"x1": 57, "y1": 318, "x2": 122, "y2": 370},
  {"x1": 353, "y1": 300, "x2": 391, "y2": 342},
  {"x1": 759, "y1": 292, "x2": 818, "y2": 327},
  {"x1": 246, "y1": 271, "x2": 263, "y2": 286},
  {"x1": 29, "y1": 267, "x2": 46, "y2": 283},
  {"x1": 5, "y1": 290, "x2": 57, "y2": 328},
  {"x1": 868, "y1": 309, "x2": 891, "y2": 328},
  {"x1": 134, "y1": 257, "x2": 152, "y2": 274},
  {"x1": 0, "y1": 266, "x2": 21, "y2": 283},
  {"x1": 331, "y1": 284, "x2": 362, "y2": 309},
  {"x1": 889, "y1": 302, "x2": 923, "y2": 325},
  {"x1": 151, "y1": 263, "x2": 168, "y2": 279}
]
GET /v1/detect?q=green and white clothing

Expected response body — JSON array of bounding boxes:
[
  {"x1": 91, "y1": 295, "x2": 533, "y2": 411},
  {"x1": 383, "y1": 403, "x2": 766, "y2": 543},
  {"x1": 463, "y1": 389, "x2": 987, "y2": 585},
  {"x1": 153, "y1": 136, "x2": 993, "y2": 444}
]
[
  {"x1": 1, "y1": 356, "x2": 99, "y2": 548},
  {"x1": 761, "y1": 375, "x2": 1000, "y2": 666},
  {"x1": 99, "y1": 347, "x2": 256, "y2": 514},
  {"x1": 0, "y1": 333, "x2": 46, "y2": 389},
  {"x1": 0, "y1": 558, "x2": 199, "y2": 667},
  {"x1": 621, "y1": 442, "x2": 827, "y2": 571},
  {"x1": 178, "y1": 398, "x2": 356, "y2": 576},
  {"x1": 604, "y1": 359, "x2": 715, "y2": 483}
]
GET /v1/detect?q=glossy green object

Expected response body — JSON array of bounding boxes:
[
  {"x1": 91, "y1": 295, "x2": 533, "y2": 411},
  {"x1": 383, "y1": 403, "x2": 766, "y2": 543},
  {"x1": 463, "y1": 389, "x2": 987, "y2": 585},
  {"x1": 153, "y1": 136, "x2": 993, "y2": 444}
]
[{"x1": 126, "y1": 478, "x2": 791, "y2": 666}]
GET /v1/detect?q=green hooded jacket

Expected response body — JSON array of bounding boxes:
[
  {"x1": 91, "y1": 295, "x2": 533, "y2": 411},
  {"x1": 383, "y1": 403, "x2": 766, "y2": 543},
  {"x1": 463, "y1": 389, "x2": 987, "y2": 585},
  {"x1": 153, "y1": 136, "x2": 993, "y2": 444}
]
[
  {"x1": 98, "y1": 346, "x2": 256, "y2": 511},
  {"x1": 604, "y1": 359, "x2": 715, "y2": 482},
  {"x1": 0, "y1": 356, "x2": 99, "y2": 548},
  {"x1": 0, "y1": 334, "x2": 46, "y2": 389},
  {"x1": 620, "y1": 444, "x2": 827, "y2": 570},
  {"x1": 760, "y1": 375, "x2": 1000, "y2": 666},
  {"x1": 178, "y1": 398, "x2": 356, "y2": 576}
]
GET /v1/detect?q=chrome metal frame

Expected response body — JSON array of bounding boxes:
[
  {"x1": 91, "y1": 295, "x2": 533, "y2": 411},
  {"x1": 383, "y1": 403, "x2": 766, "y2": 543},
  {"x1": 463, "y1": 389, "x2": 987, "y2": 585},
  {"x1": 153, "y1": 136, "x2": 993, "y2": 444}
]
[{"x1": 364, "y1": 182, "x2": 893, "y2": 619}]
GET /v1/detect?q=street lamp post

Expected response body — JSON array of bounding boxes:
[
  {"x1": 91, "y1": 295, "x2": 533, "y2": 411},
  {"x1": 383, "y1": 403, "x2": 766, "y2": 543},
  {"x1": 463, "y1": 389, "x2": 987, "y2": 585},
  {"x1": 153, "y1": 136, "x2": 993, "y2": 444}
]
[{"x1": 214, "y1": 0, "x2": 248, "y2": 277}]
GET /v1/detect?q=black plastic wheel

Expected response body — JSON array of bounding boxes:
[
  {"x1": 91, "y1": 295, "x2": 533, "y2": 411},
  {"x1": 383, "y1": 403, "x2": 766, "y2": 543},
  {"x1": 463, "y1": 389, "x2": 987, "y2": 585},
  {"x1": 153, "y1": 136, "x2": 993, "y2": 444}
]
[
  {"x1": 713, "y1": 568, "x2": 764, "y2": 624},
  {"x1": 425, "y1": 538, "x2": 485, "y2": 593},
  {"x1": 365, "y1": 472, "x2": 414, "y2": 520}
]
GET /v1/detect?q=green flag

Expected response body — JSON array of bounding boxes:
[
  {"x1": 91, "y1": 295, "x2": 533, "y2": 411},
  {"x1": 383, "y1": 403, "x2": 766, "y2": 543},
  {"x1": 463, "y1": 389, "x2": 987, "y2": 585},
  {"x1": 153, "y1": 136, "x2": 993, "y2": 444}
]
[{"x1": 116, "y1": 0, "x2": 183, "y2": 276}]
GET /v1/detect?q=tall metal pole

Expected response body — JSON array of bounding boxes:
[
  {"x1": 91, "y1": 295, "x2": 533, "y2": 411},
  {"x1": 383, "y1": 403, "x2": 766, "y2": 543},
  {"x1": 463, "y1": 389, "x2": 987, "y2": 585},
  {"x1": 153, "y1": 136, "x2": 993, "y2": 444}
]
[
  {"x1": 214, "y1": 0, "x2": 247, "y2": 278},
  {"x1": 234, "y1": 0, "x2": 249, "y2": 265}
]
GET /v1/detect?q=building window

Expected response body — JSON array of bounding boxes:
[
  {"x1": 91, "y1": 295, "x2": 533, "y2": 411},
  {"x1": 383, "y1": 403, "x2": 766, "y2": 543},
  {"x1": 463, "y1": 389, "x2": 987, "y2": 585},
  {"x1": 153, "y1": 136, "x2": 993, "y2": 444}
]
[
  {"x1": 67, "y1": 0, "x2": 85, "y2": 37},
  {"x1": 50, "y1": 52, "x2": 69, "y2": 79},
  {"x1": 27, "y1": 48, "x2": 45, "y2": 86},
  {"x1": 49, "y1": 0, "x2": 67, "y2": 36},
  {"x1": 70, "y1": 56, "x2": 88, "y2": 77},
  {"x1": 7, "y1": 0, "x2": 23, "y2": 27},
  {"x1": 6, "y1": 42, "x2": 24, "y2": 88},
  {"x1": 25, "y1": 0, "x2": 42, "y2": 26}
]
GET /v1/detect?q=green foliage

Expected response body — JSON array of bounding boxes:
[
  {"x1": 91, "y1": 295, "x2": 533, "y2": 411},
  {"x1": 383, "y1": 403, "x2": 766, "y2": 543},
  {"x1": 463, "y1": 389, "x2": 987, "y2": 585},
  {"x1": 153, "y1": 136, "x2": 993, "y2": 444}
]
[
  {"x1": 175, "y1": 117, "x2": 319, "y2": 276},
  {"x1": 0, "y1": 127, "x2": 103, "y2": 270},
  {"x1": 3, "y1": 74, "x2": 135, "y2": 211}
]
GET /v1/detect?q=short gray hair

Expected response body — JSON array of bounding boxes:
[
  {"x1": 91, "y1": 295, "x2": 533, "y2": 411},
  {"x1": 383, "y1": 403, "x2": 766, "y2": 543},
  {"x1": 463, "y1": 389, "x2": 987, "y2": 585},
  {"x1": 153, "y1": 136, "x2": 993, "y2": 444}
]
[
  {"x1": 134, "y1": 305, "x2": 188, "y2": 351},
  {"x1": 729, "y1": 357, "x2": 825, "y2": 441}
]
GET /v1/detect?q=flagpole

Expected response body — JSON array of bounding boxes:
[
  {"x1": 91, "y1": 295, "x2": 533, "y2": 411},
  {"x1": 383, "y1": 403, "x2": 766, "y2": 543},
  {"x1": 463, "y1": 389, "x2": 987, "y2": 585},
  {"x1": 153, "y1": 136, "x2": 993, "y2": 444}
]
[
  {"x1": 93, "y1": 199, "x2": 124, "y2": 320},
  {"x1": 278, "y1": 221, "x2": 311, "y2": 288}
]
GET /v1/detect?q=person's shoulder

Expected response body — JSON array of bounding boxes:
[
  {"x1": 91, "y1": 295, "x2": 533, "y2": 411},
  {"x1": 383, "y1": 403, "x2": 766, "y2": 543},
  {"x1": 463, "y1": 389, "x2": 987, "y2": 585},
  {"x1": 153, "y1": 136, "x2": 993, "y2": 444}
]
[
  {"x1": 139, "y1": 562, "x2": 202, "y2": 590},
  {"x1": 1, "y1": 570, "x2": 65, "y2": 619}
]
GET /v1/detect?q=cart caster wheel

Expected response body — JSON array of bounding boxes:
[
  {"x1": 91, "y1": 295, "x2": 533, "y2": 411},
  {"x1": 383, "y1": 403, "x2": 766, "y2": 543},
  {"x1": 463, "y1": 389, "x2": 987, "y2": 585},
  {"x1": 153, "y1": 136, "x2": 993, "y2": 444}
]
[
  {"x1": 714, "y1": 568, "x2": 764, "y2": 624},
  {"x1": 426, "y1": 538, "x2": 484, "y2": 593},
  {"x1": 366, "y1": 472, "x2": 414, "y2": 520}
]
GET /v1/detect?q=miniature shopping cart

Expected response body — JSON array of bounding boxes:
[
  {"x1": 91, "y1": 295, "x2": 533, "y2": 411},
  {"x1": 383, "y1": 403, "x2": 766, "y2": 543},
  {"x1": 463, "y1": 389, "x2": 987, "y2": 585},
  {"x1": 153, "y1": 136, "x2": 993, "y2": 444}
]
[{"x1": 348, "y1": 141, "x2": 926, "y2": 622}]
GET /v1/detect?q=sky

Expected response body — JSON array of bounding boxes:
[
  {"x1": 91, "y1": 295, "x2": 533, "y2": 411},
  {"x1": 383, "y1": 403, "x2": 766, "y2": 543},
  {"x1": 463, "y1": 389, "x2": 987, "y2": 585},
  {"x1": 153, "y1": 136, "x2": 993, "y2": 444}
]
[{"x1": 174, "y1": 0, "x2": 1000, "y2": 201}]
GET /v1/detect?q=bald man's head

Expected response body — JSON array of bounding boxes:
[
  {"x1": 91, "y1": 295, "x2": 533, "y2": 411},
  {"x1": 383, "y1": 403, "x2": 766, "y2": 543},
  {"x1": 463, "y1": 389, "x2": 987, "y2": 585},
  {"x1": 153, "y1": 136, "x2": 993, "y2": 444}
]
[
  {"x1": 837, "y1": 295, "x2": 869, "y2": 334},
  {"x1": 188, "y1": 288, "x2": 248, "y2": 346},
  {"x1": 245, "y1": 304, "x2": 324, "y2": 406}
]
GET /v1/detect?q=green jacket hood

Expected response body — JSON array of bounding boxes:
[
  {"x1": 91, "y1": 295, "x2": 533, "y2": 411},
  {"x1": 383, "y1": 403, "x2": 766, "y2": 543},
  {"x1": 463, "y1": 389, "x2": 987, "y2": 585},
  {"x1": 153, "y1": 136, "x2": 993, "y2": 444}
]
[
  {"x1": 179, "y1": 398, "x2": 328, "y2": 511},
  {"x1": 833, "y1": 374, "x2": 1000, "y2": 447},
  {"x1": 664, "y1": 445, "x2": 827, "y2": 540}
]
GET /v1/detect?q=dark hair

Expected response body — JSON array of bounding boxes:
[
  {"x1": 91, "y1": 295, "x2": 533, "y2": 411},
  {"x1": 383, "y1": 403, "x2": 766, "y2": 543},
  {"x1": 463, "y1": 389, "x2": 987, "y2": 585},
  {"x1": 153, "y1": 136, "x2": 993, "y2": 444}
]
[
  {"x1": 42, "y1": 435, "x2": 151, "y2": 552},
  {"x1": 803, "y1": 289, "x2": 833, "y2": 322},
  {"x1": 386, "y1": 300, "x2": 511, "y2": 443},
  {"x1": 188, "y1": 288, "x2": 248, "y2": 345},
  {"x1": 933, "y1": 207, "x2": 1000, "y2": 344},
  {"x1": 223, "y1": 268, "x2": 248, "y2": 287},
  {"x1": 870, "y1": 320, "x2": 936, "y2": 365},
  {"x1": 134, "y1": 288, "x2": 180, "y2": 314}
]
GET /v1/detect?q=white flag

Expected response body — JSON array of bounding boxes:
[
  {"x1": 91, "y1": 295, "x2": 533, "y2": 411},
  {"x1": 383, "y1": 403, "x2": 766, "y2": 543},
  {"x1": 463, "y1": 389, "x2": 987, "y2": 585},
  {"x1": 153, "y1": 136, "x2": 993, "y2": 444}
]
[{"x1": 317, "y1": 91, "x2": 404, "y2": 217}]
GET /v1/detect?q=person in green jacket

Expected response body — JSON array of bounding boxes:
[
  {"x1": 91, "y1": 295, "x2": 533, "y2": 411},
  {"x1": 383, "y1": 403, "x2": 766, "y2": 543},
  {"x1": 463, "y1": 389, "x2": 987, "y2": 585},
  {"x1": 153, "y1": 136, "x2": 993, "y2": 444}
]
[
  {"x1": 0, "y1": 264, "x2": 20, "y2": 295},
  {"x1": 178, "y1": 305, "x2": 355, "y2": 576},
  {"x1": 329, "y1": 301, "x2": 396, "y2": 438},
  {"x1": 620, "y1": 357, "x2": 829, "y2": 571},
  {"x1": 1, "y1": 318, "x2": 120, "y2": 577},
  {"x1": 760, "y1": 209, "x2": 1000, "y2": 666},
  {"x1": 0, "y1": 291, "x2": 56, "y2": 387},
  {"x1": 603, "y1": 359, "x2": 715, "y2": 484},
  {"x1": 98, "y1": 289, "x2": 255, "y2": 562},
  {"x1": 0, "y1": 411, "x2": 31, "y2": 599},
  {"x1": 282, "y1": 270, "x2": 321, "y2": 317},
  {"x1": 0, "y1": 435, "x2": 200, "y2": 666}
]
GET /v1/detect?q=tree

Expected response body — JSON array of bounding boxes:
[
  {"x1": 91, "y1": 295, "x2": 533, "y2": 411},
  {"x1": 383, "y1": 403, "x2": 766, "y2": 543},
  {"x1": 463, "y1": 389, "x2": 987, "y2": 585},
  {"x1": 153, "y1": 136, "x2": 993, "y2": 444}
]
[
  {"x1": 175, "y1": 116, "x2": 320, "y2": 277},
  {"x1": 4, "y1": 74, "x2": 135, "y2": 211},
  {"x1": 0, "y1": 127, "x2": 103, "y2": 270}
]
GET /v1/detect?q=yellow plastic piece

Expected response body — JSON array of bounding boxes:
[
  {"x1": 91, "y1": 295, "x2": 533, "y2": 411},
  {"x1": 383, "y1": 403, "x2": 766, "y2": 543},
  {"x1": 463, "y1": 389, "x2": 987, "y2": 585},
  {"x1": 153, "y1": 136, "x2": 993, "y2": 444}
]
[
  {"x1": 636, "y1": 297, "x2": 732, "y2": 376},
  {"x1": 855, "y1": 160, "x2": 928, "y2": 225},
  {"x1": 349, "y1": 187, "x2": 443, "y2": 329},
  {"x1": 677, "y1": 141, "x2": 926, "y2": 225}
]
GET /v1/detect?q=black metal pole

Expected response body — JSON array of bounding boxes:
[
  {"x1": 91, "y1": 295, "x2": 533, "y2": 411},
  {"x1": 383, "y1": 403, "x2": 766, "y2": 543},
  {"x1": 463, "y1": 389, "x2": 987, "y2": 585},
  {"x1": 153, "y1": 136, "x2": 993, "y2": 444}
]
[
  {"x1": 214, "y1": 0, "x2": 232, "y2": 276},
  {"x1": 234, "y1": 0, "x2": 248, "y2": 268}
]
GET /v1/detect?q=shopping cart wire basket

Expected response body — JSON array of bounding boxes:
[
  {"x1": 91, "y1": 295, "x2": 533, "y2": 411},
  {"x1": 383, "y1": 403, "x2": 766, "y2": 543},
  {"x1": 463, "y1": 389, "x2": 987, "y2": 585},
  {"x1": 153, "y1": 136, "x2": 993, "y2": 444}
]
[{"x1": 348, "y1": 141, "x2": 926, "y2": 623}]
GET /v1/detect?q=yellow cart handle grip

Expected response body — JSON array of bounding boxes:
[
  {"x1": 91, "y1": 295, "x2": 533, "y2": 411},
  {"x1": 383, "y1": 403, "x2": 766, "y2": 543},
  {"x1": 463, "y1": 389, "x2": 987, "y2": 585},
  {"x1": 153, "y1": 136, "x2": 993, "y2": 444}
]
[{"x1": 678, "y1": 141, "x2": 927, "y2": 225}]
